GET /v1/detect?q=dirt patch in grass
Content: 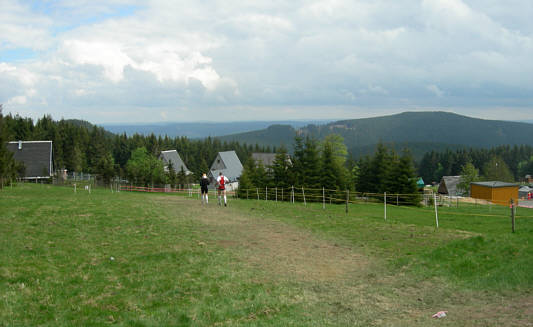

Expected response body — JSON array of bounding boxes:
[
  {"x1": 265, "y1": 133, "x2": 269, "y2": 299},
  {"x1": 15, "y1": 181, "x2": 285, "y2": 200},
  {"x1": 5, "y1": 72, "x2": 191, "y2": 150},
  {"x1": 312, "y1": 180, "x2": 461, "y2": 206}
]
[{"x1": 155, "y1": 196, "x2": 369, "y2": 283}]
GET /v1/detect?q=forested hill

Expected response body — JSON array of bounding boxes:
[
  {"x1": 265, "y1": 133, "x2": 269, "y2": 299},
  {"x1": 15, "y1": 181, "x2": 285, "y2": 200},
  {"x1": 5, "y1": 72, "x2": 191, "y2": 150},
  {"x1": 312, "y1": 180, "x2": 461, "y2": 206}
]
[{"x1": 219, "y1": 111, "x2": 533, "y2": 157}]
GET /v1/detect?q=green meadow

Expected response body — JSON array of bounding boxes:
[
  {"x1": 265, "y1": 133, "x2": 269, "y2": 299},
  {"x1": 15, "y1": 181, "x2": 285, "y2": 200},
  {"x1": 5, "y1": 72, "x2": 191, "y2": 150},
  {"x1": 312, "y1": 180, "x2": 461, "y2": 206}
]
[{"x1": 1, "y1": 184, "x2": 531, "y2": 326}]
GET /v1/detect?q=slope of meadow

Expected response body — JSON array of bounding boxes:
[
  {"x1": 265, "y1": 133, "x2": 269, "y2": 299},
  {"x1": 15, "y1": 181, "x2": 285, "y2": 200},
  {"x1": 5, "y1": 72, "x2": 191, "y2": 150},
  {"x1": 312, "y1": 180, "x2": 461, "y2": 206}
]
[{"x1": 1, "y1": 184, "x2": 531, "y2": 326}]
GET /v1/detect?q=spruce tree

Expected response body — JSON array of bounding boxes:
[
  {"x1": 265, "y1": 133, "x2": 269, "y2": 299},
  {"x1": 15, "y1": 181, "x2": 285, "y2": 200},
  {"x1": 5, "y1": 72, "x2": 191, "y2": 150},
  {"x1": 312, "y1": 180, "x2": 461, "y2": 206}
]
[
  {"x1": 291, "y1": 136, "x2": 305, "y2": 186},
  {"x1": 0, "y1": 105, "x2": 18, "y2": 187},
  {"x1": 271, "y1": 146, "x2": 291, "y2": 190},
  {"x1": 395, "y1": 150, "x2": 421, "y2": 205},
  {"x1": 302, "y1": 136, "x2": 321, "y2": 189},
  {"x1": 370, "y1": 143, "x2": 392, "y2": 193},
  {"x1": 321, "y1": 141, "x2": 338, "y2": 202}
]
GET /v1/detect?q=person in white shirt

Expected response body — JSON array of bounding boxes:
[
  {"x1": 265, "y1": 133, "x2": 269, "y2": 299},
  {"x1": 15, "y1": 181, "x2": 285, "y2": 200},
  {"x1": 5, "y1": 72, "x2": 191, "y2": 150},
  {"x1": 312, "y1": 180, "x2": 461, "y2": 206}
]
[{"x1": 216, "y1": 172, "x2": 229, "y2": 206}]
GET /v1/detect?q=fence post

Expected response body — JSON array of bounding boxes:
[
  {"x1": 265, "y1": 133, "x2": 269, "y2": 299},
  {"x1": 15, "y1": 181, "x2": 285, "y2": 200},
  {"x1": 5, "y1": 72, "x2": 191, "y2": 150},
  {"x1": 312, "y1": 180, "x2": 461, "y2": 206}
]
[
  {"x1": 323, "y1": 187, "x2": 325, "y2": 209},
  {"x1": 247, "y1": 189, "x2": 249, "y2": 199},
  {"x1": 302, "y1": 187, "x2": 306, "y2": 206},
  {"x1": 396, "y1": 194, "x2": 398, "y2": 206},
  {"x1": 511, "y1": 198, "x2": 515, "y2": 233},
  {"x1": 275, "y1": 187, "x2": 278, "y2": 202},
  {"x1": 434, "y1": 192, "x2": 439, "y2": 229},
  {"x1": 266, "y1": 186, "x2": 268, "y2": 201},
  {"x1": 281, "y1": 188, "x2": 283, "y2": 201},
  {"x1": 292, "y1": 186, "x2": 294, "y2": 204},
  {"x1": 346, "y1": 189, "x2": 349, "y2": 214},
  {"x1": 256, "y1": 188, "x2": 259, "y2": 201},
  {"x1": 384, "y1": 192, "x2": 387, "y2": 221},
  {"x1": 74, "y1": 183, "x2": 76, "y2": 193}
]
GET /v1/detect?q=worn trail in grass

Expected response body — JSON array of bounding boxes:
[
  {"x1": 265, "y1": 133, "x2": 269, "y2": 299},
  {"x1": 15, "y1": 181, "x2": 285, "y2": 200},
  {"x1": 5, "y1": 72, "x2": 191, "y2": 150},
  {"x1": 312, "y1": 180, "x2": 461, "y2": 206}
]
[{"x1": 158, "y1": 195, "x2": 532, "y2": 326}]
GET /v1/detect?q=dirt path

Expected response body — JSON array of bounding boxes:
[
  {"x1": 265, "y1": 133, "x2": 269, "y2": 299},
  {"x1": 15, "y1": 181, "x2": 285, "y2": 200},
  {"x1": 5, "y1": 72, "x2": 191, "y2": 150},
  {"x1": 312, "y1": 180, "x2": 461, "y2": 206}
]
[
  {"x1": 156, "y1": 196, "x2": 370, "y2": 283},
  {"x1": 155, "y1": 196, "x2": 533, "y2": 327}
]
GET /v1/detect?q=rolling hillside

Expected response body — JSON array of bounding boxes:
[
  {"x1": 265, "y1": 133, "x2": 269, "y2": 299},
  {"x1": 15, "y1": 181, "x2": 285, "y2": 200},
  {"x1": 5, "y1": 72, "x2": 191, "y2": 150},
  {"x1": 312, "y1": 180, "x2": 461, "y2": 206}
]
[{"x1": 218, "y1": 111, "x2": 533, "y2": 158}]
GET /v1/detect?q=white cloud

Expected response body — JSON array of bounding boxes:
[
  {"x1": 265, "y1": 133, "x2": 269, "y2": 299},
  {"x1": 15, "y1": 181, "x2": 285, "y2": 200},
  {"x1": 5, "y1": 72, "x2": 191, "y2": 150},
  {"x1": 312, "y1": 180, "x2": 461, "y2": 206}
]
[
  {"x1": 1, "y1": 0, "x2": 533, "y2": 122},
  {"x1": 427, "y1": 85, "x2": 444, "y2": 98}
]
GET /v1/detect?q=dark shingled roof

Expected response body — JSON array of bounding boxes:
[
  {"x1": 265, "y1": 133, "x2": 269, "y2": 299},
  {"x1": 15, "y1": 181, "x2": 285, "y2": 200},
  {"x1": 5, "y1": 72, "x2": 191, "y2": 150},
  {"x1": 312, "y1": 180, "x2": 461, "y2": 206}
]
[
  {"x1": 159, "y1": 150, "x2": 191, "y2": 175},
  {"x1": 6, "y1": 141, "x2": 53, "y2": 179},
  {"x1": 438, "y1": 176, "x2": 462, "y2": 196}
]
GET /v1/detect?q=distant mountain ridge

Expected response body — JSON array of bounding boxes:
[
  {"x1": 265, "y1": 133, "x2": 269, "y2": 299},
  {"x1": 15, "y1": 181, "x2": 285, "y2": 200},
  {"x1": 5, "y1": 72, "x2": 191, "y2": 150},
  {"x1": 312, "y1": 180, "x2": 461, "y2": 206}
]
[
  {"x1": 101, "y1": 120, "x2": 331, "y2": 138},
  {"x1": 218, "y1": 111, "x2": 533, "y2": 159}
]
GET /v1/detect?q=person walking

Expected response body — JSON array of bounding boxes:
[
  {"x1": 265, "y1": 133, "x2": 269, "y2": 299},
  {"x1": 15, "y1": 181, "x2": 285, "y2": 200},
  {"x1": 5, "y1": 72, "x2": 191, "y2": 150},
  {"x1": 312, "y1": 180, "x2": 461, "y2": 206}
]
[
  {"x1": 217, "y1": 172, "x2": 229, "y2": 206},
  {"x1": 200, "y1": 173, "x2": 209, "y2": 205}
]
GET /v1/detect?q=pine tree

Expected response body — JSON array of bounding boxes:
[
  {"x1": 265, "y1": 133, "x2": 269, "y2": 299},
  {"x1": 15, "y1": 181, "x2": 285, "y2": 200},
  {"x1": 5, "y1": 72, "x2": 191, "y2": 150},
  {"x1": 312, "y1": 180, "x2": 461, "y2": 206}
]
[
  {"x1": 237, "y1": 158, "x2": 256, "y2": 198},
  {"x1": 301, "y1": 137, "x2": 321, "y2": 189},
  {"x1": 271, "y1": 146, "x2": 291, "y2": 190},
  {"x1": 291, "y1": 135, "x2": 305, "y2": 186},
  {"x1": 321, "y1": 141, "x2": 338, "y2": 198},
  {"x1": 0, "y1": 105, "x2": 19, "y2": 187},
  {"x1": 394, "y1": 150, "x2": 421, "y2": 205},
  {"x1": 370, "y1": 143, "x2": 392, "y2": 193}
]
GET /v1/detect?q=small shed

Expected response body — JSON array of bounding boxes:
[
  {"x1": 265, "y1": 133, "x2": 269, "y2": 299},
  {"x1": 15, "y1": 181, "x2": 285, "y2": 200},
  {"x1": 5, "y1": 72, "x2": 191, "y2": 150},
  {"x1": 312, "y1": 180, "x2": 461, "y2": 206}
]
[
  {"x1": 470, "y1": 181, "x2": 519, "y2": 206},
  {"x1": 438, "y1": 176, "x2": 462, "y2": 196},
  {"x1": 416, "y1": 177, "x2": 425, "y2": 189},
  {"x1": 6, "y1": 141, "x2": 53, "y2": 180},
  {"x1": 519, "y1": 186, "x2": 532, "y2": 199},
  {"x1": 209, "y1": 151, "x2": 243, "y2": 190},
  {"x1": 159, "y1": 150, "x2": 191, "y2": 175}
]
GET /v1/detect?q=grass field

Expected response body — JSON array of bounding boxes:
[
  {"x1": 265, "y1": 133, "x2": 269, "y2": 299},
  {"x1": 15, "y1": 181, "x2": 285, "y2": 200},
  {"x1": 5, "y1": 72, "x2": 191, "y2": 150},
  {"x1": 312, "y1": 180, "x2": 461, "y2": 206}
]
[{"x1": 1, "y1": 184, "x2": 532, "y2": 326}]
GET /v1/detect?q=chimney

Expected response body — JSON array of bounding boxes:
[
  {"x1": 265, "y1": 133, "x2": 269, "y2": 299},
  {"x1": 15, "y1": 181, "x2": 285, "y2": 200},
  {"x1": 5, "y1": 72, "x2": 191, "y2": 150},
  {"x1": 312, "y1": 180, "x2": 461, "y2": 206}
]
[{"x1": 18, "y1": 140, "x2": 22, "y2": 150}]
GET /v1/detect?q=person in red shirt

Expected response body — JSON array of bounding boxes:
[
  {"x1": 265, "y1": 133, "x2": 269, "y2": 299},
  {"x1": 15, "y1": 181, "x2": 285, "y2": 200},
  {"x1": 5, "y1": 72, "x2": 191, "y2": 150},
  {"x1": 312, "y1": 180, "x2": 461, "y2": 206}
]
[{"x1": 216, "y1": 172, "x2": 229, "y2": 206}]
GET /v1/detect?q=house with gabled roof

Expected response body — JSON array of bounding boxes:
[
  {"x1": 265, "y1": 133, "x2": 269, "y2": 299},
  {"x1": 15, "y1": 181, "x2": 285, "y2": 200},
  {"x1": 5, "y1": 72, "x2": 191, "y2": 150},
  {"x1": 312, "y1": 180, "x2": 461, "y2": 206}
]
[
  {"x1": 209, "y1": 151, "x2": 243, "y2": 190},
  {"x1": 251, "y1": 153, "x2": 277, "y2": 168},
  {"x1": 438, "y1": 176, "x2": 462, "y2": 196},
  {"x1": 251, "y1": 152, "x2": 292, "y2": 171},
  {"x1": 6, "y1": 141, "x2": 53, "y2": 180},
  {"x1": 159, "y1": 150, "x2": 191, "y2": 175}
]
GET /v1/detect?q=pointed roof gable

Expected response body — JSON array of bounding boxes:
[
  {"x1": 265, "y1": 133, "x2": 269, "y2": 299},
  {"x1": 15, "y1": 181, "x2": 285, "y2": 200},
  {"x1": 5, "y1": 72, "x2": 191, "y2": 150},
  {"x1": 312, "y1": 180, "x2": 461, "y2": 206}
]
[
  {"x1": 209, "y1": 150, "x2": 243, "y2": 182},
  {"x1": 438, "y1": 176, "x2": 461, "y2": 196},
  {"x1": 159, "y1": 150, "x2": 191, "y2": 175}
]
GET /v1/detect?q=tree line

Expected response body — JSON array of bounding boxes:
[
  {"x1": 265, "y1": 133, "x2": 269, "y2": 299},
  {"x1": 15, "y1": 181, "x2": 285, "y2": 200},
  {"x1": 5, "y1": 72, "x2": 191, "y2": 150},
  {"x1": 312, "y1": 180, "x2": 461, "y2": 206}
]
[
  {"x1": 418, "y1": 145, "x2": 533, "y2": 184},
  {"x1": 238, "y1": 136, "x2": 421, "y2": 205},
  {"x1": 0, "y1": 111, "x2": 272, "y2": 187}
]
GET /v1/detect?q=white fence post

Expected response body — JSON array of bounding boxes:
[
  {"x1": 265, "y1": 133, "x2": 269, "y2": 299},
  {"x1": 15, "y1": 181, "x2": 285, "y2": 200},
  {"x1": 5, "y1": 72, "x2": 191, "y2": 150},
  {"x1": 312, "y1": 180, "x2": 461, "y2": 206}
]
[
  {"x1": 323, "y1": 187, "x2": 325, "y2": 209},
  {"x1": 291, "y1": 185, "x2": 294, "y2": 203},
  {"x1": 434, "y1": 192, "x2": 439, "y2": 229},
  {"x1": 302, "y1": 187, "x2": 306, "y2": 206},
  {"x1": 384, "y1": 192, "x2": 387, "y2": 221}
]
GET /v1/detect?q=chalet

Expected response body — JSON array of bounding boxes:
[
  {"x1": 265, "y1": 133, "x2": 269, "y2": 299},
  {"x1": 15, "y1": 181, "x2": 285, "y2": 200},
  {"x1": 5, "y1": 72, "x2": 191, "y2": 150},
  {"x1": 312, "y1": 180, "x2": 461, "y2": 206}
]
[
  {"x1": 251, "y1": 152, "x2": 292, "y2": 171},
  {"x1": 437, "y1": 176, "x2": 462, "y2": 196},
  {"x1": 251, "y1": 153, "x2": 277, "y2": 168},
  {"x1": 6, "y1": 141, "x2": 53, "y2": 180},
  {"x1": 470, "y1": 181, "x2": 519, "y2": 206},
  {"x1": 159, "y1": 150, "x2": 191, "y2": 175},
  {"x1": 209, "y1": 151, "x2": 243, "y2": 190}
]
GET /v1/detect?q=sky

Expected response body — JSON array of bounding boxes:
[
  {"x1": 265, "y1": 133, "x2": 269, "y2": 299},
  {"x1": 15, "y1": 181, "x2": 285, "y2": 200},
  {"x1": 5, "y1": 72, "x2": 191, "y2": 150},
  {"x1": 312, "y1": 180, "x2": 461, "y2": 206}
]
[{"x1": 1, "y1": 0, "x2": 533, "y2": 123}]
